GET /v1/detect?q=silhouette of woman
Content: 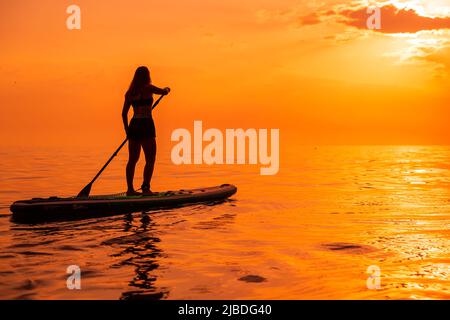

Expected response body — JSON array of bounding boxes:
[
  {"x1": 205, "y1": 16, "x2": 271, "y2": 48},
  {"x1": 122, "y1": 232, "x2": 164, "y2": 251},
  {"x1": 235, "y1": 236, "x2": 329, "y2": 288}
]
[{"x1": 122, "y1": 66, "x2": 170, "y2": 196}]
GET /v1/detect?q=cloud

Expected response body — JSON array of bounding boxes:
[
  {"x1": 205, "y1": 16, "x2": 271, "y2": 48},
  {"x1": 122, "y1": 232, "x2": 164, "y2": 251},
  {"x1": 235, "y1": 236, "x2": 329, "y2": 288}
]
[
  {"x1": 296, "y1": 2, "x2": 450, "y2": 34},
  {"x1": 337, "y1": 4, "x2": 450, "y2": 34},
  {"x1": 379, "y1": 30, "x2": 450, "y2": 78},
  {"x1": 299, "y1": 12, "x2": 321, "y2": 26},
  {"x1": 295, "y1": 1, "x2": 450, "y2": 78},
  {"x1": 257, "y1": 1, "x2": 450, "y2": 79},
  {"x1": 412, "y1": 38, "x2": 450, "y2": 78}
]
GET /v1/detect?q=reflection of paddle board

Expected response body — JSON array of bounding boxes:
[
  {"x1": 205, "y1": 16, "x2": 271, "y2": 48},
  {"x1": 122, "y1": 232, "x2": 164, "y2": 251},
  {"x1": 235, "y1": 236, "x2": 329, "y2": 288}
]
[{"x1": 11, "y1": 184, "x2": 237, "y2": 223}]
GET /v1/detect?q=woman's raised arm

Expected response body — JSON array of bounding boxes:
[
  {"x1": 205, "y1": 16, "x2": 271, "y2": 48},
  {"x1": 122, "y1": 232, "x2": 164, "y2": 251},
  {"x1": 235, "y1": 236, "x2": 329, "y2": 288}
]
[{"x1": 150, "y1": 85, "x2": 170, "y2": 95}]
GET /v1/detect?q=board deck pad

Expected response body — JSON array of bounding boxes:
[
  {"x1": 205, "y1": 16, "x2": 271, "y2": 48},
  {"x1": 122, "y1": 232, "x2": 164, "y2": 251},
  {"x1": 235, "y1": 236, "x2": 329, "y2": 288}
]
[{"x1": 10, "y1": 184, "x2": 237, "y2": 223}]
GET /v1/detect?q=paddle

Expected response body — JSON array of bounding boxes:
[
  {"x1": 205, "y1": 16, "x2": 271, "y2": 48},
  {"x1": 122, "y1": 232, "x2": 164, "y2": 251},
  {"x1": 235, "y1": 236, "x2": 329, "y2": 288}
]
[{"x1": 77, "y1": 94, "x2": 166, "y2": 198}]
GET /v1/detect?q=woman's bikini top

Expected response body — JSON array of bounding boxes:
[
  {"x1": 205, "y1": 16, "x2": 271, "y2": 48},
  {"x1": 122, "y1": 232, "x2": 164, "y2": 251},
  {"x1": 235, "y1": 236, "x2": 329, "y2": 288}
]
[{"x1": 132, "y1": 98, "x2": 153, "y2": 107}]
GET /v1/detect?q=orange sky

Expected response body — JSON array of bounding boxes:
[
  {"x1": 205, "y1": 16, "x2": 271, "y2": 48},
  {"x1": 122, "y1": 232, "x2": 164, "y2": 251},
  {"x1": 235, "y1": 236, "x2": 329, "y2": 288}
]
[{"x1": 1, "y1": 0, "x2": 449, "y2": 147}]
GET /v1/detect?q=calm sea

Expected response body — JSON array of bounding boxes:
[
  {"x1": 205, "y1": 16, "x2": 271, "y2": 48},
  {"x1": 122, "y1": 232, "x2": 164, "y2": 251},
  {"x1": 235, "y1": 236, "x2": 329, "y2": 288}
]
[{"x1": 0, "y1": 145, "x2": 449, "y2": 299}]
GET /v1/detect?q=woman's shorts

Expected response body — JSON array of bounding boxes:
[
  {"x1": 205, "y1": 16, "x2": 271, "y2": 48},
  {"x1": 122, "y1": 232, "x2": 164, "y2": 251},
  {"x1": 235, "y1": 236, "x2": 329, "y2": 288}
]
[{"x1": 128, "y1": 118, "x2": 156, "y2": 141}]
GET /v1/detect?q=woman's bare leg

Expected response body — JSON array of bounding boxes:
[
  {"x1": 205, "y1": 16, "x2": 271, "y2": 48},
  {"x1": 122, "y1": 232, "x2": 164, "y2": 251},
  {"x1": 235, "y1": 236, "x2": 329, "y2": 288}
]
[
  {"x1": 126, "y1": 139, "x2": 141, "y2": 194},
  {"x1": 141, "y1": 138, "x2": 157, "y2": 192}
]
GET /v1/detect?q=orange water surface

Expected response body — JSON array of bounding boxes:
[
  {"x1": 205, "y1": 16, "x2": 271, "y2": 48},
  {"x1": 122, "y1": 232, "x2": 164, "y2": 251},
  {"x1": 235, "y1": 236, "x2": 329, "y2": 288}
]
[{"x1": 0, "y1": 145, "x2": 449, "y2": 299}]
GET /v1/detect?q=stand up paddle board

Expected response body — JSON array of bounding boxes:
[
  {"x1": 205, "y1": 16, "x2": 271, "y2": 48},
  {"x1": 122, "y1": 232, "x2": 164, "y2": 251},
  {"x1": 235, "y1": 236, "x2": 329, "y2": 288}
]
[{"x1": 10, "y1": 184, "x2": 237, "y2": 223}]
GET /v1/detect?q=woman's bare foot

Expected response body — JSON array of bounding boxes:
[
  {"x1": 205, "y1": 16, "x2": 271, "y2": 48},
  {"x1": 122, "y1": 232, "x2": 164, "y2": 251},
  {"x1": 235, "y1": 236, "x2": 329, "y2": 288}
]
[
  {"x1": 142, "y1": 189, "x2": 155, "y2": 196},
  {"x1": 141, "y1": 183, "x2": 153, "y2": 196},
  {"x1": 127, "y1": 190, "x2": 142, "y2": 196}
]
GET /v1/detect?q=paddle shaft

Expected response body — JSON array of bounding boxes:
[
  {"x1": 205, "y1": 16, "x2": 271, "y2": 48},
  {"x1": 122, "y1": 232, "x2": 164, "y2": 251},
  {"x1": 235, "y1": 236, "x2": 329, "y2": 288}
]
[{"x1": 77, "y1": 94, "x2": 166, "y2": 197}]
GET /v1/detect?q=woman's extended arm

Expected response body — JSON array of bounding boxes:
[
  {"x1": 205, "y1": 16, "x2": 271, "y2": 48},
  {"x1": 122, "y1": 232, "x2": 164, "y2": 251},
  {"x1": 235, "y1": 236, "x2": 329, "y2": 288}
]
[
  {"x1": 122, "y1": 97, "x2": 132, "y2": 135},
  {"x1": 150, "y1": 85, "x2": 170, "y2": 95}
]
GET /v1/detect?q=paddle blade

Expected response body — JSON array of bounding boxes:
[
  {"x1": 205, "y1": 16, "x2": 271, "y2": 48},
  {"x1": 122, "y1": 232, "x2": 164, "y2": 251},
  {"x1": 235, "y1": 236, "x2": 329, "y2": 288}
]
[{"x1": 77, "y1": 183, "x2": 92, "y2": 198}]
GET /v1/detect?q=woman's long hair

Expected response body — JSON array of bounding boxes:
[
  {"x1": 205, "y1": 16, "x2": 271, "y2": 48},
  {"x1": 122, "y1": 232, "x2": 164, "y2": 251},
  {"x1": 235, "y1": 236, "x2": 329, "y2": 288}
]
[{"x1": 126, "y1": 66, "x2": 151, "y2": 97}]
